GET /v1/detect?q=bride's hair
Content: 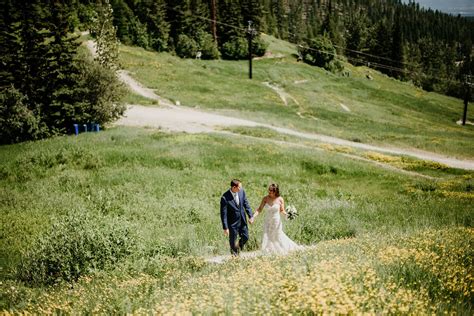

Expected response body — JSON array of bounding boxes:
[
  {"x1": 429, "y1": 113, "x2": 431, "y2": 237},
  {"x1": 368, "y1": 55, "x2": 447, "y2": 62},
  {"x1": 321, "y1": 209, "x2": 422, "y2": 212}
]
[{"x1": 268, "y1": 183, "x2": 280, "y2": 197}]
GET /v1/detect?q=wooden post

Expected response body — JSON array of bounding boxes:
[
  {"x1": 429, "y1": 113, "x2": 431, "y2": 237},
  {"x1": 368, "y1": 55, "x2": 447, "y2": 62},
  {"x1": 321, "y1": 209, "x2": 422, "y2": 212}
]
[
  {"x1": 210, "y1": 0, "x2": 217, "y2": 43},
  {"x1": 463, "y1": 75, "x2": 472, "y2": 126},
  {"x1": 462, "y1": 83, "x2": 469, "y2": 125},
  {"x1": 247, "y1": 21, "x2": 255, "y2": 79}
]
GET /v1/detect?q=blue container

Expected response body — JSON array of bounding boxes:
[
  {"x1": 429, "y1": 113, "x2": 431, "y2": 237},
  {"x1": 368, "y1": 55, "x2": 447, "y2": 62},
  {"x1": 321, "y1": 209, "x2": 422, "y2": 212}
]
[
  {"x1": 94, "y1": 124, "x2": 100, "y2": 132},
  {"x1": 73, "y1": 124, "x2": 79, "y2": 135}
]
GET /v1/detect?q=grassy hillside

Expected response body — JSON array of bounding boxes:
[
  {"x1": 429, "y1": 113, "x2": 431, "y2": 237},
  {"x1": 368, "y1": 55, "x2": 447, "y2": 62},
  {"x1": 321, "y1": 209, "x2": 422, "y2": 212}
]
[
  {"x1": 1, "y1": 127, "x2": 472, "y2": 313},
  {"x1": 119, "y1": 34, "x2": 474, "y2": 159}
]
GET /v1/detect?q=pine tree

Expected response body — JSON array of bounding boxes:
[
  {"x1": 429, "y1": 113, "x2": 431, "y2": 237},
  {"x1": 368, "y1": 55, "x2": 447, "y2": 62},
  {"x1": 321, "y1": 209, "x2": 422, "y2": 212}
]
[
  {"x1": 390, "y1": 9, "x2": 404, "y2": 79},
  {"x1": 288, "y1": 0, "x2": 305, "y2": 43},
  {"x1": 43, "y1": 0, "x2": 82, "y2": 133},
  {"x1": 241, "y1": 0, "x2": 263, "y2": 32},
  {"x1": 137, "y1": 0, "x2": 170, "y2": 51},
  {"x1": 110, "y1": 0, "x2": 135, "y2": 45},
  {"x1": 217, "y1": 0, "x2": 243, "y2": 46}
]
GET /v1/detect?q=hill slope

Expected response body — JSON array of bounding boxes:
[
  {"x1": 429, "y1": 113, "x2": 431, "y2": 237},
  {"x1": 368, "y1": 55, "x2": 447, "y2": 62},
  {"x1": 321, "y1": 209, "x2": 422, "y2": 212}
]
[
  {"x1": 119, "y1": 34, "x2": 473, "y2": 159},
  {"x1": 1, "y1": 35, "x2": 473, "y2": 315},
  {"x1": 1, "y1": 127, "x2": 472, "y2": 313}
]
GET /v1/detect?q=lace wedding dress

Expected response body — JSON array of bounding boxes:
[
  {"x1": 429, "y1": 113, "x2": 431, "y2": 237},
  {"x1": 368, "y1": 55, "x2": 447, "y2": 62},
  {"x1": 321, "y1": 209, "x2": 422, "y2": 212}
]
[{"x1": 261, "y1": 202, "x2": 302, "y2": 254}]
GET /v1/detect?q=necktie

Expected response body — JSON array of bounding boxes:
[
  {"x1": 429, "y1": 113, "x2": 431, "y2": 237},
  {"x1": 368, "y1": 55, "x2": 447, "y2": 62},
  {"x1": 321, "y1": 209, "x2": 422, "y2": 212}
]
[{"x1": 234, "y1": 193, "x2": 239, "y2": 206}]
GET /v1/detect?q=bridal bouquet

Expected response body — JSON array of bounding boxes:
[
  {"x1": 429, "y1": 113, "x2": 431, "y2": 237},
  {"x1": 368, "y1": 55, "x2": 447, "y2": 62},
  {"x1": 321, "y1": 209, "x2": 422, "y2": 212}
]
[{"x1": 285, "y1": 205, "x2": 298, "y2": 220}]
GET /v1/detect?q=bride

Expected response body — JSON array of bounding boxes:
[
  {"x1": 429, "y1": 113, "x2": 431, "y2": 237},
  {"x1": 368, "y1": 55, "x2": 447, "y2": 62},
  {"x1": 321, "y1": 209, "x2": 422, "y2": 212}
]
[{"x1": 253, "y1": 183, "x2": 302, "y2": 254}]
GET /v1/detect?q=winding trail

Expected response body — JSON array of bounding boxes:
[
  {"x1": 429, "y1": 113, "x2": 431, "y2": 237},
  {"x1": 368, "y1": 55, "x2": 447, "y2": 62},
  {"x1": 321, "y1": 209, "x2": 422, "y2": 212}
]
[
  {"x1": 83, "y1": 39, "x2": 474, "y2": 170},
  {"x1": 117, "y1": 105, "x2": 474, "y2": 170}
]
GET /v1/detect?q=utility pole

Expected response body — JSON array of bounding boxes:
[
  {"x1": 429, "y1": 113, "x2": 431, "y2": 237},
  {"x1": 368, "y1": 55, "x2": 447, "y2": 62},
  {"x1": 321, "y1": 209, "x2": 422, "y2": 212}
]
[
  {"x1": 463, "y1": 75, "x2": 473, "y2": 126},
  {"x1": 247, "y1": 20, "x2": 257, "y2": 79},
  {"x1": 210, "y1": 0, "x2": 217, "y2": 43}
]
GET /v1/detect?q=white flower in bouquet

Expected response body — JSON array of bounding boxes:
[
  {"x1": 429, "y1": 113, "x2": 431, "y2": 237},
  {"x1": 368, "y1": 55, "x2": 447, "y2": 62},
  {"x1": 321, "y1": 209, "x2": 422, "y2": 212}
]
[{"x1": 285, "y1": 205, "x2": 298, "y2": 220}]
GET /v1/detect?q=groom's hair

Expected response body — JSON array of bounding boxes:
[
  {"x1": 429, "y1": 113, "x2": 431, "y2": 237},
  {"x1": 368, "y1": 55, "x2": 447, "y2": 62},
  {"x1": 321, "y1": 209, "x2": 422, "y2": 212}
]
[{"x1": 230, "y1": 179, "x2": 241, "y2": 188}]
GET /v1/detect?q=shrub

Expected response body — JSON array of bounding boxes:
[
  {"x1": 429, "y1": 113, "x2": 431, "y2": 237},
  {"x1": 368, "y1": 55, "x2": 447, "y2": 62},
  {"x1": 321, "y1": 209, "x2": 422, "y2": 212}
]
[
  {"x1": 0, "y1": 87, "x2": 44, "y2": 144},
  {"x1": 74, "y1": 52, "x2": 127, "y2": 126},
  {"x1": 131, "y1": 17, "x2": 149, "y2": 49},
  {"x1": 176, "y1": 34, "x2": 198, "y2": 58},
  {"x1": 221, "y1": 37, "x2": 248, "y2": 60},
  {"x1": 252, "y1": 36, "x2": 268, "y2": 57},
  {"x1": 196, "y1": 31, "x2": 220, "y2": 60},
  {"x1": 301, "y1": 160, "x2": 338, "y2": 175},
  {"x1": 299, "y1": 34, "x2": 344, "y2": 72},
  {"x1": 17, "y1": 212, "x2": 136, "y2": 285}
]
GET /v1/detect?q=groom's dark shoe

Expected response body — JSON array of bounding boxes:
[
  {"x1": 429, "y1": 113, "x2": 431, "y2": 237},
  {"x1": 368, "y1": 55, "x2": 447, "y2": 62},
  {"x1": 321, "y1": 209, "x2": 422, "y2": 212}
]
[
  {"x1": 230, "y1": 248, "x2": 240, "y2": 256},
  {"x1": 230, "y1": 240, "x2": 241, "y2": 256},
  {"x1": 238, "y1": 241, "x2": 245, "y2": 253}
]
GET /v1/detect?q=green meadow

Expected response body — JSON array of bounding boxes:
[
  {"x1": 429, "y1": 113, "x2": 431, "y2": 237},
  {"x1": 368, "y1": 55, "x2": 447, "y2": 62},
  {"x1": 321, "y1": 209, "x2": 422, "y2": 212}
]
[
  {"x1": 1, "y1": 35, "x2": 473, "y2": 313},
  {"x1": 1, "y1": 126, "x2": 472, "y2": 313},
  {"x1": 119, "y1": 34, "x2": 474, "y2": 159}
]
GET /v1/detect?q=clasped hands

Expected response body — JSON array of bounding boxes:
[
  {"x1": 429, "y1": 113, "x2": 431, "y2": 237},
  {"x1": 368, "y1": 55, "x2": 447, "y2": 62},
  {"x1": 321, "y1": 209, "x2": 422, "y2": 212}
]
[
  {"x1": 223, "y1": 212, "x2": 259, "y2": 236},
  {"x1": 249, "y1": 211, "x2": 259, "y2": 224}
]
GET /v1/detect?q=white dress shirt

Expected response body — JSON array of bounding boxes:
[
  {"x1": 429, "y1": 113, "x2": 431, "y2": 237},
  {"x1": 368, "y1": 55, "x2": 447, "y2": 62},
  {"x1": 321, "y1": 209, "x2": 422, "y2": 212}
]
[{"x1": 232, "y1": 191, "x2": 240, "y2": 206}]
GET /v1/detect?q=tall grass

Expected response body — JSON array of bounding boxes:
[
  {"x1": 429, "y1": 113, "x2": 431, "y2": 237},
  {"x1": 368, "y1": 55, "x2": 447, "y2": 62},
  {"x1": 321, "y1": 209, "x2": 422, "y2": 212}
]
[{"x1": 0, "y1": 127, "x2": 472, "y2": 312}]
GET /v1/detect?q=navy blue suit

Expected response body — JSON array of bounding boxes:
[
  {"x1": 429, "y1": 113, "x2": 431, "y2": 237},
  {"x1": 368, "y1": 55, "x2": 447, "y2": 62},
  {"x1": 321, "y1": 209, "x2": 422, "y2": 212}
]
[{"x1": 220, "y1": 188, "x2": 253, "y2": 255}]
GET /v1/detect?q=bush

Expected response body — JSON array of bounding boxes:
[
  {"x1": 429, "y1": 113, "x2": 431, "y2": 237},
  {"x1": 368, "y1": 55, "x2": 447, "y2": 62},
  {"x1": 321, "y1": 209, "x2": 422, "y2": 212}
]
[
  {"x1": 17, "y1": 212, "x2": 136, "y2": 285},
  {"x1": 0, "y1": 87, "x2": 45, "y2": 144},
  {"x1": 299, "y1": 34, "x2": 344, "y2": 72},
  {"x1": 221, "y1": 37, "x2": 248, "y2": 60},
  {"x1": 131, "y1": 17, "x2": 149, "y2": 49},
  {"x1": 196, "y1": 31, "x2": 220, "y2": 60},
  {"x1": 176, "y1": 34, "x2": 198, "y2": 58},
  {"x1": 252, "y1": 36, "x2": 268, "y2": 57},
  {"x1": 74, "y1": 52, "x2": 127, "y2": 126},
  {"x1": 1, "y1": 53, "x2": 126, "y2": 144}
]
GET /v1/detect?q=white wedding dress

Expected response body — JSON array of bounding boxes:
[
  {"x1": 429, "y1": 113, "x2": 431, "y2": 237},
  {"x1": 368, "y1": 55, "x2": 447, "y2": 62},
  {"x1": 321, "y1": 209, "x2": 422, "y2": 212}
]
[{"x1": 261, "y1": 202, "x2": 302, "y2": 255}]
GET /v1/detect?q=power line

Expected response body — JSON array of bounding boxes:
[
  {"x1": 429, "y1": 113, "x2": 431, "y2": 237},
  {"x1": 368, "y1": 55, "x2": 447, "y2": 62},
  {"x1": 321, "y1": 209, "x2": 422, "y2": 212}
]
[
  {"x1": 167, "y1": 6, "x2": 247, "y2": 33},
  {"x1": 284, "y1": 28, "x2": 440, "y2": 70},
  {"x1": 334, "y1": 44, "x2": 416, "y2": 68},
  {"x1": 165, "y1": 7, "x2": 464, "y2": 87}
]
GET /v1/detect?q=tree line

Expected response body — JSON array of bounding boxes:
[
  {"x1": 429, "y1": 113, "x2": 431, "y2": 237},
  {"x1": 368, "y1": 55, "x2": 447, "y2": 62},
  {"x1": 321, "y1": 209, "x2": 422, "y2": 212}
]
[
  {"x1": 82, "y1": 0, "x2": 471, "y2": 96},
  {"x1": 0, "y1": 0, "x2": 125, "y2": 144},
  {"x1": 1, "y1": 0, "x2": 473, "y2": 144}
]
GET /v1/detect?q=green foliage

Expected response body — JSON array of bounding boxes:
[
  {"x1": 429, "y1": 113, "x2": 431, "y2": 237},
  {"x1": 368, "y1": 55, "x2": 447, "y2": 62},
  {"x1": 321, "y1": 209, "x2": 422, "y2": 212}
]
[
  {"x1": 136, "y1": 0, "x2": 169, "y2": 52},
  {"x1": 74, "y1": 51, "x2": 127, "y2": 125},
  {"x1": 0, "y1": 128, "x2": 473, "y2": 312},
  {"x1": 130, "y1": 16, "x2": 149, "y2": 49},
  {"x1": 221, "y1": 36, "x2": 248, "y2": 60},
  {"x1": 252, "y1": 35, "x2": 268, "y2": 57},
  {"x1": 196, "y1": 31, "x2": 220, "y2": 60},
  {"x1": 174, "y1": 31, "x2": 220, "y2": 60},
  {"x1": 0, "y1": 86, "x2": 42, "y2": 144},
  {"x1": 299, "y1": 34, "x2": 343, "y2": 72},
  {"x1": 75, "y1": 2, "x2": 96, "y2": 30},
  {"x1": 0, "y1": 0, "x2": 126, "y2": 144},
  {"x1": 176, "y1": 34, "x2": 198, "y2": 59},
  {"x1": 90, "y1": 0, "x2": 120, "y2": 70},
  {"x1": 17, "y1": 212, "x2": 136, "y2": 285}
]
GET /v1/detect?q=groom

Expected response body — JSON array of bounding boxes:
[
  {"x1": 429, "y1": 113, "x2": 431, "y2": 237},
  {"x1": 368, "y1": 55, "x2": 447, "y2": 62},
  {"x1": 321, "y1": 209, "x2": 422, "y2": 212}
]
[{"x1": 220, "y1": 179, "x2": 254, "y2": 256}]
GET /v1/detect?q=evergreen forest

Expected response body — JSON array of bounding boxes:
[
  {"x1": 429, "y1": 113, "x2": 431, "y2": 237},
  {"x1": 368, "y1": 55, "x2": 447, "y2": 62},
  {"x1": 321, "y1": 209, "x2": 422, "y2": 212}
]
[
  {"x1": 1, "y1": 0, "x2": 473, "y2": 144},
  {"x1": 99, "y1": 0, "x2": 474, "y2": 95}
]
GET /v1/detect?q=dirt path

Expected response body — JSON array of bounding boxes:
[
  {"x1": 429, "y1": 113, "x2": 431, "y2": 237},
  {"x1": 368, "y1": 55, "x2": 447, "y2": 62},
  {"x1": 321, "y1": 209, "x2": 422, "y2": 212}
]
[
  {"x1": 87, "y1": 38, "x2": 473, "y2": 170},
  {"x1": 206, "y1": 245, "x2": 318, "y2": 264},
  {"x1": 117, "y1": 105, "x2": 474, "y2": 170},
  {"x1": 263, "y1": 81, "x2": 299, "y2": 106}
]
